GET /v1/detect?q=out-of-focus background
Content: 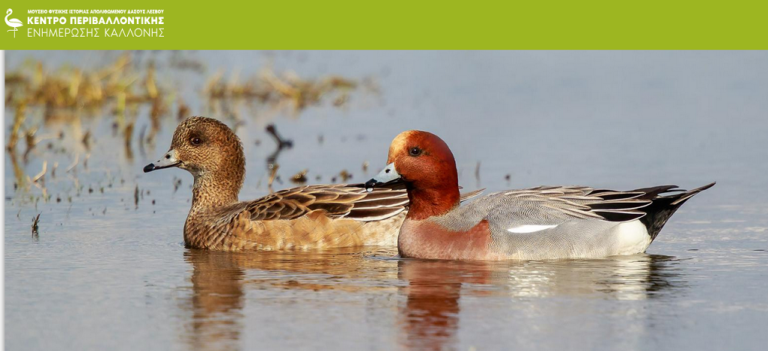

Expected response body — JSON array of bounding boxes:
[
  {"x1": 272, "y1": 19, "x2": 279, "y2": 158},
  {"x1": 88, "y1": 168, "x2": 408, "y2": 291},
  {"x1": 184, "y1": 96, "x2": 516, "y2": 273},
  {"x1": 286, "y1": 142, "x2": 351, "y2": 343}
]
[{"x1": 4, "y1": 51, "x2": 768, "y2": 351}]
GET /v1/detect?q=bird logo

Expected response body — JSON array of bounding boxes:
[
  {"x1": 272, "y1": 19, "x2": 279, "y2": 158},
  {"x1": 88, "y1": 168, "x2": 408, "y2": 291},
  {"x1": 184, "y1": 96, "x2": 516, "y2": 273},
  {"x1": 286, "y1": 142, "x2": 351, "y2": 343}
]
[{"x1": 6, "y1": 8, "x2": 23, "y2": 38}]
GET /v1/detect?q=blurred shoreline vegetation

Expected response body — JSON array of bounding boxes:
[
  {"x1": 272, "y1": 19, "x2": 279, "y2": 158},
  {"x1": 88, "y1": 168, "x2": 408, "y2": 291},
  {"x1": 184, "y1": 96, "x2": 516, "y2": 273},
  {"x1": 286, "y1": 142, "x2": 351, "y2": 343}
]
[{"x1": 5, "y1": 51, "x2": 379, "y2": 208}]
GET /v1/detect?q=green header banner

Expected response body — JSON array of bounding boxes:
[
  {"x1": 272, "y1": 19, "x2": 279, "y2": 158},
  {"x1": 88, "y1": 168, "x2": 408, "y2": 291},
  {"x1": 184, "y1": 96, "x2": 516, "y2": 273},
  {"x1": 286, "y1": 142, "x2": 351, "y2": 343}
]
[{"x1": 1, "y1": 0, "x2": 766, "y2": 49}]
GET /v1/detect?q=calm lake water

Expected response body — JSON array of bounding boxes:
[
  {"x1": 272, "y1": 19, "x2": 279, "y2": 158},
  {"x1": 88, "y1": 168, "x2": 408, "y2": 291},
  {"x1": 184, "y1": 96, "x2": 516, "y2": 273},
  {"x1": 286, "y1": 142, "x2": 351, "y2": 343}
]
[{"x1": 4, "y1": 51, "x2": 768, "y2": 351}]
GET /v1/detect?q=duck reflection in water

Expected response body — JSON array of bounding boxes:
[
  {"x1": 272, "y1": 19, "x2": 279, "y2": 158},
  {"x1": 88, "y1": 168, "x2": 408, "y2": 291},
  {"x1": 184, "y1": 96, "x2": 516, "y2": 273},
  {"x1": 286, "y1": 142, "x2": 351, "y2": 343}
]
[
  {"x1": 396, "y1": 254, "x2": 686, "y2": 350},
  {"x1": 397, "y1": 259, "x2": 487, "y2": 350},
  {"x1": 181, "y1": 249, "x2": 686, "y2": 350},
  {"x1": 183, "y1": 250, "x2": 247, "y2": 351},
  {"x1": 180, "y1": 247, "x2": 401, "y2": 350}
]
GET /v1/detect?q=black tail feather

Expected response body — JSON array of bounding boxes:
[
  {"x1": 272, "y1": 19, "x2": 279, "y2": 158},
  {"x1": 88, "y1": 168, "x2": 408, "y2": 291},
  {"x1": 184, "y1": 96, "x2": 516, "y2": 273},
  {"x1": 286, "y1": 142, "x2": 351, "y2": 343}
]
[{"x1": 639, "y1": 182, "x2": 715, "y2": 241}]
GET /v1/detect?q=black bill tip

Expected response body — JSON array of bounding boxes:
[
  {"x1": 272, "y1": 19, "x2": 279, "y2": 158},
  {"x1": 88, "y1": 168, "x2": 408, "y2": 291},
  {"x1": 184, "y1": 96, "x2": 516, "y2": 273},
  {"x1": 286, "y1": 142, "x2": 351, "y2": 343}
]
[
  {"x1": 143, "y1": 163, "x2": 155, "y2": 173},
  {"x1": 364, "y1": 178, "x2": 379, "y2": 191}
]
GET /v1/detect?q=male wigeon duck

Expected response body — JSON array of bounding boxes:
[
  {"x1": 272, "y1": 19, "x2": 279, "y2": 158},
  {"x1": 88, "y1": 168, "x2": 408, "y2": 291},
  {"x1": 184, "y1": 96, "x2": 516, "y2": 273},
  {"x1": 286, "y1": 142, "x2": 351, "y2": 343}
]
[
  {"x1": 143, "y1": 117, "x2": 480, "y2": 251},
  {"x1": 365, "y1": 130, "x2": 715, "y2": 261}
]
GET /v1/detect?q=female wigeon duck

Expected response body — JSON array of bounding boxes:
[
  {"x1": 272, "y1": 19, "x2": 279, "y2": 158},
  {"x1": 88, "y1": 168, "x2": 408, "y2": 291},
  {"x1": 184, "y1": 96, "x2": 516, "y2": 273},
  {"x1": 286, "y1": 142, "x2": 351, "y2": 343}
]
[
  {"x1": 143, "y1": 117, "x2": 412, "y2": 251},
  {"x1": 365, "y1": 130, "x2": 715, "y2": 261}
]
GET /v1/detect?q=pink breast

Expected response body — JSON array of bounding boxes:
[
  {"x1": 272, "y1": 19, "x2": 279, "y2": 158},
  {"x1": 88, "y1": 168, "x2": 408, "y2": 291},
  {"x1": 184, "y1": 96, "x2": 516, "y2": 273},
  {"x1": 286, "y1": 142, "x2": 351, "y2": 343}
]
[{"x1": 398, "y1": 219, "x2": 494, "y2": 260}]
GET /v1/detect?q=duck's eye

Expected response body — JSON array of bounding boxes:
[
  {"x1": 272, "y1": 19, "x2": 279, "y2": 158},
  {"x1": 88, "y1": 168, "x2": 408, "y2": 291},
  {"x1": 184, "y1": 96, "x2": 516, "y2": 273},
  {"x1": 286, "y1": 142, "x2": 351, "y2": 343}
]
[
  {"x1": 409, "y1": 147, "x2": 423, "y2": 157},
  {"x1": 190, "y1": 137, "x2": 202, "y2": 146}
]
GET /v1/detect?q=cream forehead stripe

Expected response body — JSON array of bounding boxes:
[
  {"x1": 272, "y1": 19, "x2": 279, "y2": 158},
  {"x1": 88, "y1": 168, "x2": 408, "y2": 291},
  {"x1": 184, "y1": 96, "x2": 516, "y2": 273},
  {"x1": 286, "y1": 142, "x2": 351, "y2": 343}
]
[{"x1": 388, "y1": 131, "x2": 418, "y2": 159}]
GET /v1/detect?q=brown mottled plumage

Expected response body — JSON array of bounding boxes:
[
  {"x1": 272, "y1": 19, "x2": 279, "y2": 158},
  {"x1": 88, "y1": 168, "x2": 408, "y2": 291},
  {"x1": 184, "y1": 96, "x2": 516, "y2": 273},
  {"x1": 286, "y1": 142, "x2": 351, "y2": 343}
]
[
  {"x1": 144, "y1": 117, "x2": 480, "y2": 251},
  {"x1": 143, "y1": 117, "x2": 410, "y2": 251}
]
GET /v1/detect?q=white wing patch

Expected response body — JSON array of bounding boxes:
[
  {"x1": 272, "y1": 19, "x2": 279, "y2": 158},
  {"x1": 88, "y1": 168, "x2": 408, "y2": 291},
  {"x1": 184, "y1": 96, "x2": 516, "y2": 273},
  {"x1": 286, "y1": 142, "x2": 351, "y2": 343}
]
[{"x1": 507, "y1": 224, "x2": 558, "y2": 234}]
